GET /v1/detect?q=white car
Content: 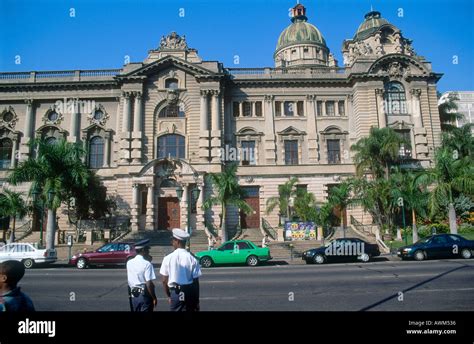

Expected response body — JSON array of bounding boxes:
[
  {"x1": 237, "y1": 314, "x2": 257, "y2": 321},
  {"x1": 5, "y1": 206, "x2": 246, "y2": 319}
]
[{"x1": 0, "y1": 243, "x2": 57, "y2": 268}]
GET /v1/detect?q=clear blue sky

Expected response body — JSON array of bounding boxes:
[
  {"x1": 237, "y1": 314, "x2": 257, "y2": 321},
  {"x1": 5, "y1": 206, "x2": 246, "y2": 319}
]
[{"x1": 1, "y1": 0, "x2": 473, "y2": 92}]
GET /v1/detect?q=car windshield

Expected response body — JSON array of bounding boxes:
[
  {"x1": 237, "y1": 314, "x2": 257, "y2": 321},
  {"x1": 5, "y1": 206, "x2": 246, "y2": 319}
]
[{"x1": 415, "y1": 236, "x2": 432, "y2": 244}]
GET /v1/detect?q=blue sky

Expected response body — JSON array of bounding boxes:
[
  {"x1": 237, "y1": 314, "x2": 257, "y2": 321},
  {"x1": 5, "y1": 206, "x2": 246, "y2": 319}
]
[{"x1": 0, "y1": 0, "x2": 473, "y2": 92}]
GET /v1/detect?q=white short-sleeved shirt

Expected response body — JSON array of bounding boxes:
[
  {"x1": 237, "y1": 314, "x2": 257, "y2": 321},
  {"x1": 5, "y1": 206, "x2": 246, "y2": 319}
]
[
  {"x1": 127, "y1": 254, "x2": 156, "y2": 288},
  {"x1": 159, "y1": 248, "x2": 202, "y2": 287}
]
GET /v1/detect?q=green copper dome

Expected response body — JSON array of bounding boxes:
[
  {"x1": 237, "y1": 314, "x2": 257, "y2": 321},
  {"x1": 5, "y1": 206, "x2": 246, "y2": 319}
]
[
  {"x1": 354, "y1": 11, "x2": 390, "y2": 41},
  {"x1": 275, "y1": 7, "x2": 326, "y2": 53}
]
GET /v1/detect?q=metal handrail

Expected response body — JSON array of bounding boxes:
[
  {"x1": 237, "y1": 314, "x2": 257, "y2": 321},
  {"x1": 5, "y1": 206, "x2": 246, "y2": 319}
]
[{"x1": 261, "y1": 218, "x2": 277, "y2": 240}]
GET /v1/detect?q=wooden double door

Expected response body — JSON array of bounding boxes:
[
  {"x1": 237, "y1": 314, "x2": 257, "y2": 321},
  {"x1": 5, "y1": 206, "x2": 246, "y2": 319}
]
[
  {"x1": 240, "y1": 187, "x2": 260, "y2": 229},
  {"x1": 158, "y1": 197, "x2": 180, "y2": 230}
]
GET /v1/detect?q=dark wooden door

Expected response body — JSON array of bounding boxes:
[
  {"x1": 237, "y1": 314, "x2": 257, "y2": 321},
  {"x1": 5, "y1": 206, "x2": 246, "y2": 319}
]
[
  {"x1": 240, "y1": 187, "x2": 260, "y2": 229},
  {"x1": 158, "y1": 197, "x2": 180, "y2": 230}
]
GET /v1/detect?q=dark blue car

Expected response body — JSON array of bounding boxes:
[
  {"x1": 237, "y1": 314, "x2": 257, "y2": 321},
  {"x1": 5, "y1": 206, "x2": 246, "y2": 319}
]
[{"x1": 397, "y1": 234, "x2": 474, "y2": 261}]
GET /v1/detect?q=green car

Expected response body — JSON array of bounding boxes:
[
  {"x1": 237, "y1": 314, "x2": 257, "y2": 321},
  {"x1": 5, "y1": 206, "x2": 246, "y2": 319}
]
[{"x1": 195, "y1": 240, "x2": 272, "y2": 267}]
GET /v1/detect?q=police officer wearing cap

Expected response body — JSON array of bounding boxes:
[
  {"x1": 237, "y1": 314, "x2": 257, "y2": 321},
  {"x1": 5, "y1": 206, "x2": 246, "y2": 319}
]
[
  {"x1": 126, "y1": 241, "x2": 157, "y2": 312},
  {"x1": 160, "y1": 228, "x2": 202, "y2": 311}
]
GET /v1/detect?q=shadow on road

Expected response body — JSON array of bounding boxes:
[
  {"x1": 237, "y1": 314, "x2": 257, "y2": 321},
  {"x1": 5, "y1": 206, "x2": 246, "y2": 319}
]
[{"x1": 359, "y1": 263, "x2": 473, "y2": 311}]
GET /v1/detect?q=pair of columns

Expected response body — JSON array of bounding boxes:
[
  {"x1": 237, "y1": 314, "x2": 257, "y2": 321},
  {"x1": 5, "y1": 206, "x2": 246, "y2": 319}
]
[
  {"x1": 120, "y1": 91, "x2": 143, "y2": 164},
  {"x1": 19, "y1": 99, "x2": 35, "y2": 161},
  {"x1": 199, "y1": 89, "x2": 221, "y2": 163}
]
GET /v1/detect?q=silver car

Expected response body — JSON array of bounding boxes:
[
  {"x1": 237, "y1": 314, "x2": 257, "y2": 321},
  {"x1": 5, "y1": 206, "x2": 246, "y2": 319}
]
[{"x1": 0, "y1": 243, "x2": 57, "y2": 268}]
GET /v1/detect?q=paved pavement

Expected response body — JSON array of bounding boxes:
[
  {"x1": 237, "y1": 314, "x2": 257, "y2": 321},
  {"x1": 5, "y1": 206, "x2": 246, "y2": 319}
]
[{"x1": 19, "y1": 258, "x2": 474, "y2": 311}]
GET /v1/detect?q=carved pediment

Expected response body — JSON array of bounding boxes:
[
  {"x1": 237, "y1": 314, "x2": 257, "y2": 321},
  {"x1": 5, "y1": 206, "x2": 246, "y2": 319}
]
[
  {"x1": 368, "y1": 54, "x2": 429, "y2": 79},
  {"x1": 278, "y1": 126, "x2": 306, "y2": 136}
]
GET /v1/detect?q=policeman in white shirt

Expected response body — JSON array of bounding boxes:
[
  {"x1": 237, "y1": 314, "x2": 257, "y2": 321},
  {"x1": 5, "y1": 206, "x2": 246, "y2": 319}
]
[
  {"x1": 126, "y1": 242, "x2": 157, "y2": 312},
  {"x1": 160, "y1": 228, "x2": 202, "y2": 311}
]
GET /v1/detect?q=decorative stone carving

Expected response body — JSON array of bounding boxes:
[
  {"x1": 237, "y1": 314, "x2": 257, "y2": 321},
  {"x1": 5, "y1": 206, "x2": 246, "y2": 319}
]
[
  {"x1": 387, "y1": 61, "x2": 404, "y2": 78},
  {"x1": 43, "y1": 106, "x2": 64, "y2": 125},
  {"x1": 87, "y1": 103, "x2": 109, "y2": 126},
  {"x1": 264, "y1": 95, "x2": 274, "y2": 103},
  {"x1": 0, "y1": 106, "x2": 18, "y2": 129},
  {"x1": 159, "y1": 32, "x2": 187, "y2": 50}
]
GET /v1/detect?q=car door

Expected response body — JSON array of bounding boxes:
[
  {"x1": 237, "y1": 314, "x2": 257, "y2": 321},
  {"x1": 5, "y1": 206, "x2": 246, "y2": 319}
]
[
  {"x1": 0, "y1": 244, "x2": 12, "y2": 262},
  {"x1": 214, "y1": 242, "x2": 235, "y2": 264},
  {"x1": 426, "y1": 235, "x2": 451, "y2": 258},
  {"x1": 114, "y1": 243, "x2": 128, "y2": 264},
  {"x1": 94, "y1": 243, "x2": 115, "y2": 264},
  {"x1": 236, "y1": 241, "x2": 253, "y2": 263},
  {"x1": 447, "y1": 235, "x2": 464, "y2": 257}
]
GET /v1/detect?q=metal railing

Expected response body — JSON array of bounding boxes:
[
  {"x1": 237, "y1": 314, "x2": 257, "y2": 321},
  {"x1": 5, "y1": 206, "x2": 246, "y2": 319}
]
[
  {"x1": 226, "y1": 66, "x2": 346, "y2": 76},
  {"x1": 0, "y1": 69, "x2": 122, "y2": 82},
  {"x1": 14, "y1": 220, "x2": 33, "y2": 242},
  {"x1": 350, "y1": 215, "x2": 373, "y2": 236},
  {"x1": 261, "y1": 218, "x2": 278, "y2": 240}
]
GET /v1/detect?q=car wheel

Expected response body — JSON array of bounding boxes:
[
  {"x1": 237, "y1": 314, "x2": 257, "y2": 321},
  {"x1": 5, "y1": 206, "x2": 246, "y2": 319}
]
[
  {"x1": 313, "y1": 254, "x2": 325, "y2": 264},
  {"x1": 76, "y1": 258, "x2": 88, "y2": 269},
  {"x1": 461, "y1": 248, "x2": 472, "y2": 259},
  {"x1": 23, "y1": 259, "x2": 34, "y2": 269},
  {"x1": 200, "y1": 256, "x2": 213, "y2": 268},
  {"x1": 414, "y1": 250, "x2": 425, "y2": 261},
  {"x1": 359, "y1": 253, "x2": 370, "y2": 263},
  {"x1": 246, "y1": 255, "x2": 259, "y2": 267}
]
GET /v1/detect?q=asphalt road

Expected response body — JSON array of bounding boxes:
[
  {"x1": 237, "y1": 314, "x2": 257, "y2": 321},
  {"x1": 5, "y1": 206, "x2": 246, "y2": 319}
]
[{"x1": 19, "y1": 258, "x2": 474, "y2": 311}]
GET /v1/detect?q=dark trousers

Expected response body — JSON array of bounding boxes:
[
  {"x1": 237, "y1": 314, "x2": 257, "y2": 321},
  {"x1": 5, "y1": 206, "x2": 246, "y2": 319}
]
[
  {"x1": 131, "y1": 293, "x2": 153, "y2": 312},
  {"x1": 169, "y1": 284, "x2": 199, "y2": 312}
]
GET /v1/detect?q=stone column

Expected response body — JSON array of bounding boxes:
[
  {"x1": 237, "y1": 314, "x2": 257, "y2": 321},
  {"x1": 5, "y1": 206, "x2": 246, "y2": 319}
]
[
  {"x1": 10, "y1": 138, "x2": 17, "y2": 169},
  {"x1": 120, "y1": 92, "x2": 132, "y2": 164},
  {"x1": 375, "y1": 89, "x2": 386, "y2": 128},
  {"x1": 263, "y1": 95, "x2": 276, "y2": 164},
  {"x1": 411, "y1": 89, "x2": 428, "y2": 159},
  {"x1": 131, "y1": 91, "x2": 143, "y2": 164},
  {"x1": 196, "y1": 182, "x2": 205, "y2": 231},
  {"x1": 70, "y1": 99, "x2": 80, "y2": 143},
  {"x1": 145, "y1": 184, "x2": 155, "y2": 231},
  {"x1": 411, "y1": 89, "x2": 423, "y2": 128},
  {"x1": 306, "y1": 95, "x2": 318, "y2": 163},
  {"x1": 199, "y1": 90, "x2": 210, "y2": 162},
  {"x1": 131, "y1": 183, "x2": 140, "y2": 231},
  {"x1": 239, "y1": 102, "x2": 243, "y2": 117},
  {"x1": 20, "y1": 99, "x2": 34, "y2": 161},
  {"x1": 182, "y1": 184, "x2": 189, "y2": 232},
  {"x1": 252, "y1": 102, "x2": 256, "y2": 117},
  {"x1": 321, "y1": 101, "x2": 326, "y2": 117},
  {"x1": 103, "y1": 132, "x2": 111, "y2": 168},
  {"x1": 210, "y1": 90, "x2": 221, "y2": 163}
]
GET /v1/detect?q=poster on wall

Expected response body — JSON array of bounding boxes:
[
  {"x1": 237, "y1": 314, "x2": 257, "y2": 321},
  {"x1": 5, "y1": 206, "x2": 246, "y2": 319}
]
[{"x1": 284, "y1": 221, "x2": 317, "y2": 241}]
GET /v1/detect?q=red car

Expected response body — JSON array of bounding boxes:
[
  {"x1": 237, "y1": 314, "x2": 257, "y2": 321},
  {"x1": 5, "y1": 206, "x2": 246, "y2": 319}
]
[{"x1": 69, "y1": 242, "x2": 139, "y2": 269}]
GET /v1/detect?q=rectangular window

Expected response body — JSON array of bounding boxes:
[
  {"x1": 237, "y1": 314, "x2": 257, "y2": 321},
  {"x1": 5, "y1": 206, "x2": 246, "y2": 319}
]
[
  {"x1": 326, "y1": 101, "x2": 335, "y2": 116},
  {"x1": 327, "y1": 139, "x2": 341, "y2": 164},
  {"x1": 284, "y1": 140, "x2": 299, "y2": 165},
  {"x1": 241, "y1": 141, "x2": 256, "y2": 166},
  {"x1": 317, "y1": 101, "x2": 323, "y2": 116},
  {"x1": 233, "y1": 102, "x2": 240, "y2": 117},
  {"x1": 338, "y1": 101, "x2": 345, "y2": 116},
  {"x1": 243, "y1": 102, "x2": 252, "y2": 117},
  {"x1": 275, "y1": 101, "x2": 282, "y2": 117},
  {"x1": 297, "y1": 101, "x2": 304, "y2": 116},
  {"x1": 397, "y1": 130, "x2": 412, "y2": 158},
  {"x1": 141, "y1": 191, "x2": 147, "y2": 215},
  {"x1": 255, "y1": 101, "x2": 263, "y2": 117},
  {"x1": 284, "y1": 101, "x2": 294, "y2": 116}
]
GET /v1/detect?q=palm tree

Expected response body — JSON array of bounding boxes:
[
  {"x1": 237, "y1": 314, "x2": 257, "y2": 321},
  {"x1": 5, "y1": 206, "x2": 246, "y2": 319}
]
[
  {"x1": 351, "y1": 127, "x2": 407, "y2": 179},
  {"x1": 293, "y1": 190, "x2": 318, "y2": 222},
  {"x1": 8, "y1": 139, "x2": 89, "y2": 249},
  {"x1": 416, "y1": 148, "x2": 474, "y2": 234},
  {"x1": 327, "y1": 182, "x2": 352, "y2": 238},
  {"x1": 441, "y1": 123, "x2": 474, "y2": 160},
  {"x1": 202, "y1": 163, "x2": 253, "y2": 242},
  {"x1": 438, "y1": 92, "x2": 464, "y2": 132},
  {"x1": 266, "y1": 177, "x2": 299, "y2": 224},
  {"x1": 390, "y1": 170, "x2": 429, "y2": 243},
  {"x1": 0, "y1": 189, "x2": 28, "y2": 242}
]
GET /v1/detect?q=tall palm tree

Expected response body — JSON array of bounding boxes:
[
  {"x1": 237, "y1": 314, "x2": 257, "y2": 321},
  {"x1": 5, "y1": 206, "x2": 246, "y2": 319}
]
[
  {"x1": 8, "y1": 139, "x2": 89, "y2": 249},
  {"x1": 351, "y1": 127, "x2": 407, "y2": 179},
  {"x1": 390, "y1": 170, "x2": 429, "y2": 243},
  {"x1": 416, "y1": 148, "x2": 474, "y2": 234},
  {"x1": 202, "y1": 163, "x2": 253, "y2": 242},
  {"x1": 0, "y1": 189, "x2": 28, "y2": 242},
  {"x1": 327, "y1": 182, "x2": 352, "y2": 238},
  {"x1": 293, "y1": 190, "x2": 318, "y2": 222},
  {"x1": 438, "y1": 92, "x2": 464, "y2": 132},
  {"x1": 266, "y1": 177, "x2": 299, "y2": 224},
  {"x1": 441, "y1": 123, "x2": 474, "y2": 160}
]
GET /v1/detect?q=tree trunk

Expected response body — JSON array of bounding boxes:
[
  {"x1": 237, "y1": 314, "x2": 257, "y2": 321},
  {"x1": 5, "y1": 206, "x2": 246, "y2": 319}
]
[
  {"x1": 412, "y1": 209, "x2": 418, "y2": 243},
  {"x1": 396, "y1": 227, "x2": 402, "y2": 240},
  {"x1": 448, "y1": 203, "x2": 458, "y2": 234},
  {"x1": 11, "y1": 217, "x2": 16, "y2": 243},
  {"x1": 221, "y1": 203, "x2": 227, "y2": 242},
  {"x1": 46, "y1": 208, "x2": 56, "y2": 250},
  {"x1": 340, "y1": 207, "x2": 345, "y2": 238}
]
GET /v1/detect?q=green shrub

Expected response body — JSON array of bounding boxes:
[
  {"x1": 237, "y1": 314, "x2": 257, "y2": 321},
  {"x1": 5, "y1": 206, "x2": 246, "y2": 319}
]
[{"x1": 459, "y1": 223, "x2": 474, "y2": 234}]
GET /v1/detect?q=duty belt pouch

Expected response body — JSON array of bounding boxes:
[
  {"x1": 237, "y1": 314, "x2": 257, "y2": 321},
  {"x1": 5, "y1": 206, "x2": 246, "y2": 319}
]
[{"x1": 131, "y1": 287, "x2": 144, "y2": 297}]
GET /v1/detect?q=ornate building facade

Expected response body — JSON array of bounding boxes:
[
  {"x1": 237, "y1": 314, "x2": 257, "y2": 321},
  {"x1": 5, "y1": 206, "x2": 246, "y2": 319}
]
[{"x1": 0, "y1": 4, "x2": 442, "y2": 235}]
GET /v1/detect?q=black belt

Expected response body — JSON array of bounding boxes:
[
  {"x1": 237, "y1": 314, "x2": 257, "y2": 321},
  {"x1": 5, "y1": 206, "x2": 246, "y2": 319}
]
[{"x1": 170, "y1": 284, "x2": 193, "y2": 292}]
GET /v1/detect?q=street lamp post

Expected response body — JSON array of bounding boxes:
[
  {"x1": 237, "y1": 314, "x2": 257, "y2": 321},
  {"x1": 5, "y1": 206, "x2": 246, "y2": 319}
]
[{"x1": 398, "y1": 197, "x2": 407, "y2": 246}]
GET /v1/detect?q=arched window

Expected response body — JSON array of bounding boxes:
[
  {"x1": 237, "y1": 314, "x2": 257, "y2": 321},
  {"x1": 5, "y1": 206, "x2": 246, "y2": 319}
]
[
  {"x1": 158, "y1": 134, "x2": 185, "y2": 159},
  {"x1": 0, "y1": 138, "x2": 12, "y2": 169},
  {"x1": 158, "y1": 104, "x2": 185, "y2": 118},
  {"x1": 88, "y1": 136, "x2": 104, "y2": 169},
  {"x1": 165, "y1": 78, "x2": 179, "y2": 90},
  {"x1": 45, "y1": 137, "x2": 58, "y2": 145},
  {"x1": 384, "y1": 82, "x2": 407, "y2": 115}
]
